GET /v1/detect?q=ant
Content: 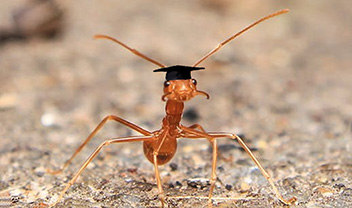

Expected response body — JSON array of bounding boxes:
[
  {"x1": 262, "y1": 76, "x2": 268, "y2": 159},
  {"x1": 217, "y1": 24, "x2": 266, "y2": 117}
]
[{"x1": 48, "y1": 9, "x2": 296, "y2": 207}]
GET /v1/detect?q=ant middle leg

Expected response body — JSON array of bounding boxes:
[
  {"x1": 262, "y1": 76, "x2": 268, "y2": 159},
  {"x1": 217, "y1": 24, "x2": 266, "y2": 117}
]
[
  {"x1": 50, "y1": 135, "x2": 154, "y2": 207},
  {"x1": 48, "y1": 115, "x2": 152, "y2": 174},
  {"x1": 185, "y1": 124, "x2": 218, "y2": 204}
]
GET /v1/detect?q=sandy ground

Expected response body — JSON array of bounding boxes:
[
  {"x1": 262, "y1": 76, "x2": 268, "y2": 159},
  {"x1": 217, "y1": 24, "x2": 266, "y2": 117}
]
[{"x1": 1, "y1": 0, "x2": 352, "y2": 207}]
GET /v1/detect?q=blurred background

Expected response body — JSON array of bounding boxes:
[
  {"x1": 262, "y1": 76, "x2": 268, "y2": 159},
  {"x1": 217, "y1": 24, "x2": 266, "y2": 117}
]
[{"x1": 1, "y1": 0, "x2": 351, "y2": 207}]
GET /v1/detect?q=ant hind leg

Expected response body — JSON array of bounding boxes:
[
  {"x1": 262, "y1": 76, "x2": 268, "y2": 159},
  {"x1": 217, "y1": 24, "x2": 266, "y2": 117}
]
[
  {"x1": 228, "y1": 133, "x2": 297, "y2": 205},
  {"x1": 180, "y1": 126, "x2": 296, "y2": 205},
  {"x1": 207, "y1": 132, "x2": 296, "y2": 205}
]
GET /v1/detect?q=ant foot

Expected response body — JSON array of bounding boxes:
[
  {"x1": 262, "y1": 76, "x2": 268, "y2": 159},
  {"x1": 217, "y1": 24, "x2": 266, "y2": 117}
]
[
  {"x1": 46, "y1": 168, "x2": 62, "y2": 175},
  {"x1": 281, "y1": 196, "x2": 297, "y2": 205}
]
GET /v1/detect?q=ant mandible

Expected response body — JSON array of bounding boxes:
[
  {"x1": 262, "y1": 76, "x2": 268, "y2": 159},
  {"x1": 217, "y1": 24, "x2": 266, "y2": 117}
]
[{"x1": 48, "y1": 9, "x2": 296, "y2": 207}]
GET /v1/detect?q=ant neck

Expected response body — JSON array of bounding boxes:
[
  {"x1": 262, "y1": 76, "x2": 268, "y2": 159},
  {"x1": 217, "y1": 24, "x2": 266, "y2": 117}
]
[
  {"x1": 163, "y1": 100, "x2": 184, "y2": 127},
  {"x1": 165, "y1": 100, "x2": 184, "y2": 116}
]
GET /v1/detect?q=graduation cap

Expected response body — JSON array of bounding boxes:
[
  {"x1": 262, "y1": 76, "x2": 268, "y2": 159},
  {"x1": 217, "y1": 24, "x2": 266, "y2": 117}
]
[{"x1": 153, "y1": 65, "x2": 205, "y2": 81}]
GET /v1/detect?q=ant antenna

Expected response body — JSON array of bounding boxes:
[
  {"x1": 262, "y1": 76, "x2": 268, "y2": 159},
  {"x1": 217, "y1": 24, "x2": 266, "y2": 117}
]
[
  {"x1": 192, "y1": 9, "x2": 289, "y2": 67},
  {"x1": 94, "y1": 34, "x2": 166, "y2": 68}
]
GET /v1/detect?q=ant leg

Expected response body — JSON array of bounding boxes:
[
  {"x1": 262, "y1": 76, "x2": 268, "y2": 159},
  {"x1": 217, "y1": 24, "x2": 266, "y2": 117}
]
[
  {"x1": 50, "y1": 135, "x2": 154, "y2": 207},
  {"x1": 180, "y1": 126, "x2": 217, "y2": 207},
  {"x1": 150, "y1": 132, "x2": 170, "y2": 207},
  {"x1": 47, "y1": 115, "x2": 151, "y2": 174},
  {"x1": 187, "y1": 124, "x2": 232, "y2": 162},
  {"x1": 153, "y1": 152, "x2": 165, "y2": 207},
  {"x1": 208, "y1": 139, "x2": 218, "y2": 207},
  {"x1": 186, "y1": 124, "x2": 218, "y2": 205},
  {"x1": 188, "y1": 123, "x2": 206, "y2": 132},
  {"x1": 206, "y1": 132, "x2": 296, "y2": 205},
  {"x1": 180, "y1": 126, "x2": 296, "y2": 205}
]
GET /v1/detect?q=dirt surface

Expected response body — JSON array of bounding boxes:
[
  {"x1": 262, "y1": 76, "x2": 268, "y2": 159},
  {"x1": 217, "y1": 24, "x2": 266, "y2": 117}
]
[{"x1": 1, "y1": 0, "x2": 352, "y2": 207}]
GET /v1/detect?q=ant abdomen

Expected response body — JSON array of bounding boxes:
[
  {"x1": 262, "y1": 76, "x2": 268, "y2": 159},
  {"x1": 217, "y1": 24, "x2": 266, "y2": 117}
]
[{"x1": 143, "y1": 136, "x2": 177, "y2": 165}]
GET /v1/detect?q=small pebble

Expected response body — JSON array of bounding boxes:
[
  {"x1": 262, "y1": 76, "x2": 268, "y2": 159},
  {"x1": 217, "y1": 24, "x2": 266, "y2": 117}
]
[
  {"x1": 11, "y1": 195, "x2": 20, "y2": 203},
  {"x1": 169, "y1": 163, "x2": 178, "y2": 171},
  {"x1": 225, "y1": 184, "x2": 232, "y2": 191},
  {"x1": 124, "y1": 178, "x2": 133, "y2": 183},
  {"x1": 41, "y1": 113, "x2": 56, "y2": 127},
  {"x1": 35, "y1": 167, "x2": 45, "y2": 177},
  {"x1": 240, "y1": 182, "x2": 250, "y2": 192},
  {"x1": 341, "y1": 188, "x2": 352, "y2": 197},
  {"x1": 35, "y1": 171, "x2": 45, "y2": 177},
  {"x1": 175, "y1": 181, "x2": 182, "y2": 187},
  {"x1": 333, "y1": 183, "x2": 345, "y2": 191},
  {"x1": 186, "y1": 178, "x2": 210, "y2": 189}
]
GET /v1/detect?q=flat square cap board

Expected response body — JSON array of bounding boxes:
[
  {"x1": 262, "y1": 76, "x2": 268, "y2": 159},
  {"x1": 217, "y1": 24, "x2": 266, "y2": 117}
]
[{"x1": 153, "y1": 65, "x2": 205, "y2": 81}]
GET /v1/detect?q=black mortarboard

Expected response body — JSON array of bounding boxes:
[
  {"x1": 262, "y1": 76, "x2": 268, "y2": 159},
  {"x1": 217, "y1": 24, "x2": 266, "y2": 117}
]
[{"x1": 153, "y1": 65, "x2": 205, "y2": 81}]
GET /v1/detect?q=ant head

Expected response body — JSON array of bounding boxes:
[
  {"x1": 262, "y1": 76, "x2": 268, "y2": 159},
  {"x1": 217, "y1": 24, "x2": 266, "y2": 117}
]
[
  {"x1": 161, "y1": 79, "x2": 209, "y2": 102},
  {"x1": 153, "y1": 65, "x2": 209, "y2": 102}
]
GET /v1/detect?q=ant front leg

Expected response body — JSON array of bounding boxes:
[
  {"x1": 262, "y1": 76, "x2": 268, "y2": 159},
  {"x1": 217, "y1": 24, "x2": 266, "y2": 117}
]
[
  {"x1": 180, "y1": 125, "x2": 218, "y2": 207},
  {"x1": 150, "y1": 132, "x2": 169, "y2": 207},
  {"x1": 152, "y1": 153, "x2": 165, "y2": 207},
  {"x1": 47, "y1": 115, "x2": 151, "y2": 174},
  {"x1": 50, "y1": 135, "x2": 154, "y2": 207}
]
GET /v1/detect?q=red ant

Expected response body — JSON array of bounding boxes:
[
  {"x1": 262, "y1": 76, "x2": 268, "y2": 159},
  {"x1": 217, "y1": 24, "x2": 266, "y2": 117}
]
[{"x1": 48, "y1": 9, "x2": 296, "y2": 207}]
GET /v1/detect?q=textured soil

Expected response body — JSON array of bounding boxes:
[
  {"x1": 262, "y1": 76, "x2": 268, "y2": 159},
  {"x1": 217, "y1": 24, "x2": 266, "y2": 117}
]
[{"x1": 1, "y1": 0, "x2": 352, "y2": 207}]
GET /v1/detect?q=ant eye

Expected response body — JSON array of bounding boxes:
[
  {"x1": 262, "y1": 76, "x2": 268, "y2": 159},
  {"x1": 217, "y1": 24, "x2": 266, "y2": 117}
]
[
  {"x1": 164, "y1": 81, "x2": 170, "y2": 87},
  {"x1": 192, "y1": 79, "x2": 197, "y2": 85}
]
